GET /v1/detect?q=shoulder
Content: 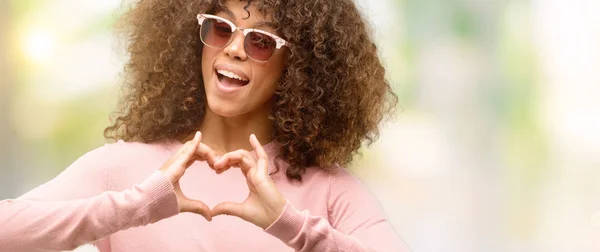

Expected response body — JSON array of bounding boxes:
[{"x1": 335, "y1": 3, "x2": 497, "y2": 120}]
[
  {"x1": 318, "y1": 164, "x2": 383, "y2": 211},
  {"x1": 297, "y1": 164, "x2": 372, "y2": 200},
  {"x1": 105, "y1": 139, "x2": 173, "y2": 152},
  {"x1": 102, "y1": 139, "x2": 177, "y2": 186},
  {"x1": 328, "y1": 164, "x2": 362, "y2": 185},
  {"x1": 302, "y1": 164, "x2": 365, "y2": 190},
  {"x1": 288, "y1": 163, "x2": 365, "y2": 188},
  {"x1": 68, "y1": 140, "x2": 168, "y2": 170},
  {"x1": 327, "y1": 165, "x2": 372, "y2": 197},
  {"x1": 300, "y1": 164, "x2": 389, "y2": 231},
  {"x1": 103, "y1": 139, "x2": 176, "y2": 161}
]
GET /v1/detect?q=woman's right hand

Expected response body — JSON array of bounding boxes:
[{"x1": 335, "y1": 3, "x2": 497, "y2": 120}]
[{"x1": 159, "y1": 131, "x2": 217, "y2": 221}]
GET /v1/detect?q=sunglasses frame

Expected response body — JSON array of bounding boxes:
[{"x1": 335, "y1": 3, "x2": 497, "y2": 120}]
[{"x1": 196, "y1": 14, "x2": 289, "y2": 61}]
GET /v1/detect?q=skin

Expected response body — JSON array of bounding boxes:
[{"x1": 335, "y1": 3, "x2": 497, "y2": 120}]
[
  {"x1": 159, "y1": 0, "x2": 288, "y2": 229},
  {"x1": 197, "y1": 0, "x2": 288, "y2": 154}
]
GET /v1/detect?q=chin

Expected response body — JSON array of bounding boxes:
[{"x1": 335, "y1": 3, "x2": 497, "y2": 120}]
[{"x1": 206, "y1": 97, "x2": 245, "y2": 118}]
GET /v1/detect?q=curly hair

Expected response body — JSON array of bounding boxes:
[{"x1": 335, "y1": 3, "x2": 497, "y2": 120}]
[{"x1": 105, "y1": 0, "x2": 398, "y2": 181}]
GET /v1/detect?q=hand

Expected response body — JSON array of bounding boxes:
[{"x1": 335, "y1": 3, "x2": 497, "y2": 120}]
[
  {"x1": 159, "y1": 131, "x2": 218, "y2": 221},
  {"x1": 210, "y1": 134, "x2": 287, "y2": 229}
]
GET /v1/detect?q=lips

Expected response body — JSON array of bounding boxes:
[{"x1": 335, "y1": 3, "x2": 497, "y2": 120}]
[
  {"x1": 217, "y1": 69, "x2": 248, "y2": 82},
  {"x1": 216, "y1": 70, "x2": 249, "y2": 88},
  {"x1": 214, "y1": 64, "x2": 250, "y2": 93},
  {"x1": 215, "y1": 64, "x2": 250, "y2": 87}
]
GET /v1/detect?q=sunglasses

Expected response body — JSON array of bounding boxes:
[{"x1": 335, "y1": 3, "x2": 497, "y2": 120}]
[{"x1": 196, "y1": 14, "x2": 289, "y2": 62}]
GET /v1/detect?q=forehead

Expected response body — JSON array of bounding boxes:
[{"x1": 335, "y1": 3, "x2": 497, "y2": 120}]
[
  {"x1": 214, "y1": 1, "x2": 276, "y2": 30},
  {"x1": 216, "y1": 1, "x2": 272, "y2": 21}
]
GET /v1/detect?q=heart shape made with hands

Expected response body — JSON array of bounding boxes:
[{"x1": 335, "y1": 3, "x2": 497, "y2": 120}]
[{"x1": 159, "y1": 132, "x2": 287, "y2": 229}]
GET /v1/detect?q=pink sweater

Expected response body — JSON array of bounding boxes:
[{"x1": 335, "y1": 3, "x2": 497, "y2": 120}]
[{"x1": 0, "y1": 139, "x2": 410, "y2": 252}]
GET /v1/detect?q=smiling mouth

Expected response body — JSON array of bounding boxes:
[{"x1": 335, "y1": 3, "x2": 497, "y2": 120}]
[{"x1": 216, "y1": 69, "x2": 250, "y2": 87}]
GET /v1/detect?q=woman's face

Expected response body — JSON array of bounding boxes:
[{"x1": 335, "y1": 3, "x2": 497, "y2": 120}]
[{"x1": 201, "y1": 1, "x2": 287, "y2": 118}]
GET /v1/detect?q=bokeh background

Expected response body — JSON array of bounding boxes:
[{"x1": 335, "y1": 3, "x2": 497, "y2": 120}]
[{"x1": 1, "y1": 0, "x2": 599, "y2": 251}]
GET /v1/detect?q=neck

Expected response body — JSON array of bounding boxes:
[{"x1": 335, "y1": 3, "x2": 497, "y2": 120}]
[{"x1": 186, "y1": 106, "x2": 274, "y2": 155}]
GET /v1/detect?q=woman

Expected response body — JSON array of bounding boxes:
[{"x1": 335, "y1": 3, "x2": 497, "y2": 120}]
[{"x1": 0, "y1": 0, "x2": 409, "y2": 251}]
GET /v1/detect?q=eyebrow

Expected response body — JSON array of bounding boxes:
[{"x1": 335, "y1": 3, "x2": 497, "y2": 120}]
[
  {"x1": 219, "y1": 8, "x2": 278, "y2": 30},
  {"x1": 254, "y1": 21, "x2": 278, "y2": 30}
]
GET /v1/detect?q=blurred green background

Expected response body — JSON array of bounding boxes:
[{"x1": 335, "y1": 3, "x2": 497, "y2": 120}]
[{"x1": 1, "y1": 0, "x2": 599, "y2": 251}]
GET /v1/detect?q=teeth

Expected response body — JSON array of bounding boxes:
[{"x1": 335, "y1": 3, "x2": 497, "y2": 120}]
[{"x1": 216, "y1": 69, "x2": 248, "y2": 81}]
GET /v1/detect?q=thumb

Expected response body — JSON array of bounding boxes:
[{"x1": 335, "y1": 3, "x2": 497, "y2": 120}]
[
  {"x1": 180, "y1": 198, "x2": 212, "y2": 221},
  {"x1": 211, "y1": 201, "x2": 244, "y2": 218}
]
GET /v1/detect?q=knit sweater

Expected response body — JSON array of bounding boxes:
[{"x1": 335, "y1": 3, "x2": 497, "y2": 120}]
[{"x1": 0, "y1": 139, "x2": 410, "y2": 252}]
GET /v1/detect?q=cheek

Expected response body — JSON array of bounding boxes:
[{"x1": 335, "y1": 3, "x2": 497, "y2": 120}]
[
  {"x1": 257, "y1": 55, "x2": 287, "y2": 88},
  {"x1": 253, "y1": 68, "x2": 282, "y2": 96},
  {"x1": 201, "y1": 47, "x2": 216, "y2": 78}
]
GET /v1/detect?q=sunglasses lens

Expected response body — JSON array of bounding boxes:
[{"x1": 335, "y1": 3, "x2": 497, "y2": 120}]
[
  {"x1": 200, "y1": 18, "x2": 233, "y2": 48},
  {"x1": 244, "y1": 32, "x2": 277, "y2": 61}
]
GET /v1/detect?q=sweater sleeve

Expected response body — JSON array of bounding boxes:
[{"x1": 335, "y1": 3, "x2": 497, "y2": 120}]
[
  {"x1": 264, "y1": 168, "x2": 410, "y2": 252},
  {"x1": 0, "y1": 145, "x2": 179, "y2": 252}
]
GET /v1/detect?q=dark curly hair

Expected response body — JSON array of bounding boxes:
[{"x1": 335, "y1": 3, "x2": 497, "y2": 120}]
[{"x1": 105, "y1": 0, "x2": 398, "y2": 181}]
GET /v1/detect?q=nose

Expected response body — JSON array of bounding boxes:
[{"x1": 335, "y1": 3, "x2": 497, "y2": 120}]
[{"x1": 223, "y1": 29, "x2": 248, "y2": 61}]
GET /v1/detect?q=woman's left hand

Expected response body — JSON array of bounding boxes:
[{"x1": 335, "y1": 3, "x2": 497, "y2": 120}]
[{"x1": 210, "y1": 134, "x2": 287, "y2": 229}]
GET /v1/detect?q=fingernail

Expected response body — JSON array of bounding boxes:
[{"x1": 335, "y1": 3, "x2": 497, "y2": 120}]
[{"x1": 194, "y1": 131, "x2": 200, "y2": 139}]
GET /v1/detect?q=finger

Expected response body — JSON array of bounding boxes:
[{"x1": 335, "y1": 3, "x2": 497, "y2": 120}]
[
  {"x1": 250, "y1": 134, "x2": 269, "y2": 177},
  {"x1": 173, "y1": 132, "x2": 202, "y2": 168},
  {"x1": 214, "y1": 151, "x2": 242, "y2": 168},
  {"x1": 215, "y1": 150, "x2": 253, "y2": 171},
  {"x1": 214, "y1": 163, "x2": 235, "y2": 174},
  {"x1": 180, "y1": 197, "x2": 212, "y2": 221},
  {"x1": 196, "y1": 142, "x2": 218, "y2": 164},
  {"x1": 211, "y1": 201, "x2": 244, "y2": 218},
  {"x1": 248, "y1": 135, "x2": 279, "y2": 199},
  {"x1": 249, "y1": 134, "x2": 268, "y2": 160},
  {"x1": 208, "y1": 163, "x2": 216, "y2": 171},
  {"x1": 185, "y1": 159, "x2": 196, "y2": 168},
  {"x1": 212, "y1": 163, "x2": 230, "y2": 174},
  {"x1": 160, "y1": 133, "x2": 198, "y2": 174},
  {"x1": 173, "y1": 141, "x2": 191, "y2": 158}
]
